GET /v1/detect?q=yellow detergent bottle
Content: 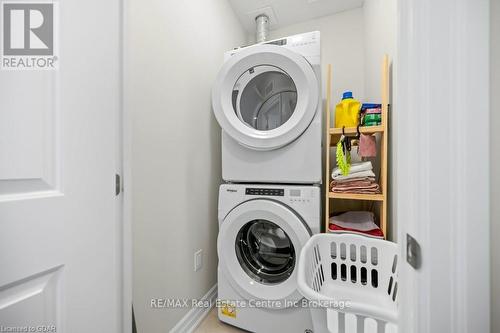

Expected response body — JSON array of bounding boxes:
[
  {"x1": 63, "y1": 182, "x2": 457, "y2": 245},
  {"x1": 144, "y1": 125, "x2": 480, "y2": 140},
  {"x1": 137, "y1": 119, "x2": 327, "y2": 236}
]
[{"x1": 335, "y1": 91, "x2": 361, "y2": 128}]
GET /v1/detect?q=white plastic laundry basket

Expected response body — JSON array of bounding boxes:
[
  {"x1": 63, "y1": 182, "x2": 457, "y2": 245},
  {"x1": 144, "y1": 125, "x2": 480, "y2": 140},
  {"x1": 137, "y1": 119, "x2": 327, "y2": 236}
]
[{"x1": 297, "y1": 233, "x2": 399, "y2": 333}]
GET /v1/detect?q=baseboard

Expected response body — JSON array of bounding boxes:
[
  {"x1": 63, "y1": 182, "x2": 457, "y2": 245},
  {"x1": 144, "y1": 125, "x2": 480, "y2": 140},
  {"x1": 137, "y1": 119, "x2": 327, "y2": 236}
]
[{"x1": 169, "y1": 284, "x2": 217, "y2": 333}]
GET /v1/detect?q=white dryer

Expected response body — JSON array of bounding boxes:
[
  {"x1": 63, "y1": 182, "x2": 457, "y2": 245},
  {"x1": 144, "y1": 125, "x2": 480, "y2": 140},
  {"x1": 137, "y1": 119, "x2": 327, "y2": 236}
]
[
  {"x1": 217, "y1": 183, "x2": 320, "y2": 333},
  {"x1": 212, "y1": 31, "x2": 322, "y2": 184}
]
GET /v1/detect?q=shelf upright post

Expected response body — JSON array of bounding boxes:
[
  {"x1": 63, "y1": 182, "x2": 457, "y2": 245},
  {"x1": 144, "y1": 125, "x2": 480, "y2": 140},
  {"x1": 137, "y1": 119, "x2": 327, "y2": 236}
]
[
  {"x1": 380, "y1": 55, "x2": 390, "y2": 237},
  {"x1": 324, "y1": 64, "x2": 332, "y2": 232}
]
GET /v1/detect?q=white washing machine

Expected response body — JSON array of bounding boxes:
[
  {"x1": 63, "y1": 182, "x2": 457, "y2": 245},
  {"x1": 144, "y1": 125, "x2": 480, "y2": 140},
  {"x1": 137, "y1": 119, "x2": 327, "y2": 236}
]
[
  {"x1": 212, "y1": 31, "x2": 322, "y2": 184},
  {"x1": 217, "y1": 183, "x2": 321, "y2": 333}
]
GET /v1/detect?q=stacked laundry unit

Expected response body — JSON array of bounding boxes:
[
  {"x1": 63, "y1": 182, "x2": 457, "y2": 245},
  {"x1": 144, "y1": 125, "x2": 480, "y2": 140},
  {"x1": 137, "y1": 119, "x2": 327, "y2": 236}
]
[{"x1": 211, "y1": 31, "x2": 323, "y2": 333}]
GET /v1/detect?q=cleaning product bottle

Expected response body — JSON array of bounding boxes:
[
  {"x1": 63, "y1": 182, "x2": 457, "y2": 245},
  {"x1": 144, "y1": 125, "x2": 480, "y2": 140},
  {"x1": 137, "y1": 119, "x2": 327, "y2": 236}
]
[{"x1": 334, "y1": 91, "x2": 361, "y2": 128}]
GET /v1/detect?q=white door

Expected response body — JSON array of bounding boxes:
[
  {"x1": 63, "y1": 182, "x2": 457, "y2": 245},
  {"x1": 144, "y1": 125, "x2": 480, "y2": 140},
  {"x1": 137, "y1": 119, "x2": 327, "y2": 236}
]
[
  {"x1": 212, "y1": 44, "x2": 319, "y2": 150},
  {"x1": 218, "y1": 199, "x2": 311, "y2": 307},
  {"x1": 0, "y1": 0, "x2": 126, "y2": 332},
  {"x1": 397, "y1": 0, "x2": 490, "y2": 332}
]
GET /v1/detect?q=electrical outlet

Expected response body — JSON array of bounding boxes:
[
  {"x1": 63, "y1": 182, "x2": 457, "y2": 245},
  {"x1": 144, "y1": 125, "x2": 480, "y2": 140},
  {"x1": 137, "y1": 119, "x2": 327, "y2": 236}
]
[{"x1": 194, "y1": 249, "x2": 203, "y2": 272}]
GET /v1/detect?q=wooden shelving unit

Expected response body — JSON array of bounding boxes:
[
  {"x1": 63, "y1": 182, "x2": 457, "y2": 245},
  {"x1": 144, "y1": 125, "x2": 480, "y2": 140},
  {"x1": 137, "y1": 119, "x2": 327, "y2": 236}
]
[{"x1": 324, "y1": 55, "x2": 390, "y2": 238}]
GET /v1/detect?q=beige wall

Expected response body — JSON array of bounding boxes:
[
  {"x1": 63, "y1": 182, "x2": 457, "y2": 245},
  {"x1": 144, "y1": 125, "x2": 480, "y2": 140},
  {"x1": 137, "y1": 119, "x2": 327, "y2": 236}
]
[
  {"x1": 126, "y1": 0, "x2": 245, "y2": 331},
  {"x1": 491, "y1": 0, "x2": 500, "y2": 331}
]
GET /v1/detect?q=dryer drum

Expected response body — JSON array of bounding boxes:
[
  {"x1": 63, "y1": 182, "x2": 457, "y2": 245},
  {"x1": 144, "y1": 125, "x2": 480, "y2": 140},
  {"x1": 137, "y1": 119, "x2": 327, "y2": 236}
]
[
  {"x1": 232, "y1": 65, "x2": 298, "y2": 131},
  {"x1": 235, "y1": 219, "x2": 296, "y2": 285}
]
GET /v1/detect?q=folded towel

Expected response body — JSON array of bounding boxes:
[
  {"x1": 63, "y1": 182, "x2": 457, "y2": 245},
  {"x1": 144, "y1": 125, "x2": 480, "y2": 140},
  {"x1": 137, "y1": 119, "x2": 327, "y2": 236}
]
[
  {"x1": 331, "y1": 211, "x2": 374, "y2": 225},
  {"x1": 330, "y1": 175, "x2": 380, "y2": 194},
  {"x1": 328, "y1": 211, "x2": 384, "y2": 239},
  {"x1": 332, "y1": 170, "x2": 376, "y2": 181},
  {"x1": 332, "y1": 161, "x2": 372, "y2": 179},
  {"x1": 331, "y1": 185, "x2": 380, "y2": 194},
  {"x1": 331, "y1": 178, "x2": 375, "y2": 188}
]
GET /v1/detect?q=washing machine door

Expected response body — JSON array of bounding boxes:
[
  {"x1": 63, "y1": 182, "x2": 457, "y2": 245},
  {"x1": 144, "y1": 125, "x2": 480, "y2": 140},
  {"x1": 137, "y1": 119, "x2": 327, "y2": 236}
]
[
  {"x1": 212, "y1": 45, "x2": 319, "y2": 151},
  {"x1": 218, "y1": 199, "x2": 311, "y2": 307}
]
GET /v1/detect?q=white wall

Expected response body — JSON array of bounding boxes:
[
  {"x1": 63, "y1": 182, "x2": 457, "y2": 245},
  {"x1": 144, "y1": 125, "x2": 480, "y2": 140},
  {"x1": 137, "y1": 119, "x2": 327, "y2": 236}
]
[
  {"x1": 125, "y1": 0, "x2": 246, "y2": 331},
  {"x1": 363, "y1": 0, "x2": 397, "y2": 241},
  {"x1": 363, "y1": 0, "x2": 397, "y2": 102},
  {"x1": 267, "y1": 8, "x2": 366, "y2": 114},
  {"x1": 491, "y1": 0, "x2": 500, "y2": 331}
]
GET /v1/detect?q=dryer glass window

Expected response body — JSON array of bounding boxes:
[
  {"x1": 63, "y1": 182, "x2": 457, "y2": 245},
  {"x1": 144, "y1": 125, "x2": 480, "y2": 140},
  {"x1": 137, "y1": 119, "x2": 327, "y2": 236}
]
[
  {"x1": 232, "y1": 65, "x2": 297, "y2": 131},
  {"x1": 235, "y1": 219, "x2": 295, "y2": 285}
]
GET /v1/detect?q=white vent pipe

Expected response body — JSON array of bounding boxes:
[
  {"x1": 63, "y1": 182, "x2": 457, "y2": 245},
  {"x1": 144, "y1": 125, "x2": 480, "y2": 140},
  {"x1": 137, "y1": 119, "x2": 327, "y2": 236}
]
[{"x1": 255, "y1": 14, "x2": 269, "y2": 43}]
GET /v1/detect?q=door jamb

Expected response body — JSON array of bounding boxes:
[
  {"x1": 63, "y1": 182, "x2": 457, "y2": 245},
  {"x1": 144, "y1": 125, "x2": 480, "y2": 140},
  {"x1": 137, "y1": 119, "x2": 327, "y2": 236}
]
[
  {"x1": 395, "y1": 0, "x2": 490, "y2": 332},
  {"x1": 120, "y1": 0, "x2": 133, "y2": 331}
]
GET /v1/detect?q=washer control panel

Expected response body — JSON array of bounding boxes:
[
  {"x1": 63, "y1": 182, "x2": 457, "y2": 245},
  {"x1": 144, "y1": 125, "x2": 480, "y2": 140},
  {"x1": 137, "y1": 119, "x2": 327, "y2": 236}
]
[
  {"x1": 289, "y1": 188, "x2": 312, "y2": 203},
  {"x1": 243, "y1": 187, "x2": 315, "y2": 204},
  {"x1": 245, "y1": 188, "x2": 284, "y2": 196},
  {"x1": 220, "y1": 184, "x2": 320, "y2": 233}
]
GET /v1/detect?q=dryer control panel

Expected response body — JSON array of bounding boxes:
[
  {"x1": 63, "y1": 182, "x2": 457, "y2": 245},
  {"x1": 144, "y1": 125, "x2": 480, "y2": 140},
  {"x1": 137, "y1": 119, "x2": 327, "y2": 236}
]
[{"x1": 224, "y1": 31, "x2": 320, "y2": 65}]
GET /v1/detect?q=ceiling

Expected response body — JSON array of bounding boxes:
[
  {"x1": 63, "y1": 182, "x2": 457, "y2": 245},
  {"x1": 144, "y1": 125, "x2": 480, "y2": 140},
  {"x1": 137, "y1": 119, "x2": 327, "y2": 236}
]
[{"x1": 228, "y1": 0, "x2": 365, "y2": 33}]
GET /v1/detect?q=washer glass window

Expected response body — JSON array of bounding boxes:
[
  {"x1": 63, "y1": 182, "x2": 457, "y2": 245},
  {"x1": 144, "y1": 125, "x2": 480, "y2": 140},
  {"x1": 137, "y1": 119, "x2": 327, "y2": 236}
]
[
  {"x1": 232, "y1": 65, "x2": 297, "y2": 131},
  {"x1": 235, "y1": 219, "x2": 295, "y2": 285}
]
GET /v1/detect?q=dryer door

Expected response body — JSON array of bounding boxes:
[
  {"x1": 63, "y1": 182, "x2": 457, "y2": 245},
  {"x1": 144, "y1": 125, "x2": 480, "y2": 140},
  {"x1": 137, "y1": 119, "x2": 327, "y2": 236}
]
[
  {"x1": 218, "y1": 199, "x2": 311, "y2": 307},
  {"x1": 212, "y1": 45, "x2": 319, "y2": 151}
]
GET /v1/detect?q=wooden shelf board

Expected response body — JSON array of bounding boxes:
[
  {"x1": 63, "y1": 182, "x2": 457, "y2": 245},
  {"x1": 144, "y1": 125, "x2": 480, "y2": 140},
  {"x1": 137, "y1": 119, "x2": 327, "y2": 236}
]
[
  {"x1": 329, "y1": 125, "x2": 384, "y2": 136},
  {"x1": 328, "y1": 192, "x2": 384, "y2": 201}
]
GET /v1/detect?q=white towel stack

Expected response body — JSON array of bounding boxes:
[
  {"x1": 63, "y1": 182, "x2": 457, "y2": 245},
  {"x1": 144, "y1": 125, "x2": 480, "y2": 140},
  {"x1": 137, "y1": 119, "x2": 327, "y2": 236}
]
[
  {"x1": 330, "y1": 161, "x2": 380, "y2": 194},
  {"x1": 331, "y1": 161, "x2": 374, "y2": 179}
]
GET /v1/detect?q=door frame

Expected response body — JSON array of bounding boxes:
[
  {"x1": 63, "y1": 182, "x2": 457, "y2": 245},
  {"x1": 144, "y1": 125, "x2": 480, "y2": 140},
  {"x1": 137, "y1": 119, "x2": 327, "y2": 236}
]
[
  {"x1": 121, "y1": 0, "x2": 133, "y2": 330},
  {"x1": 395, "y1": 0, "x2": 490, "y2": 332}
]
